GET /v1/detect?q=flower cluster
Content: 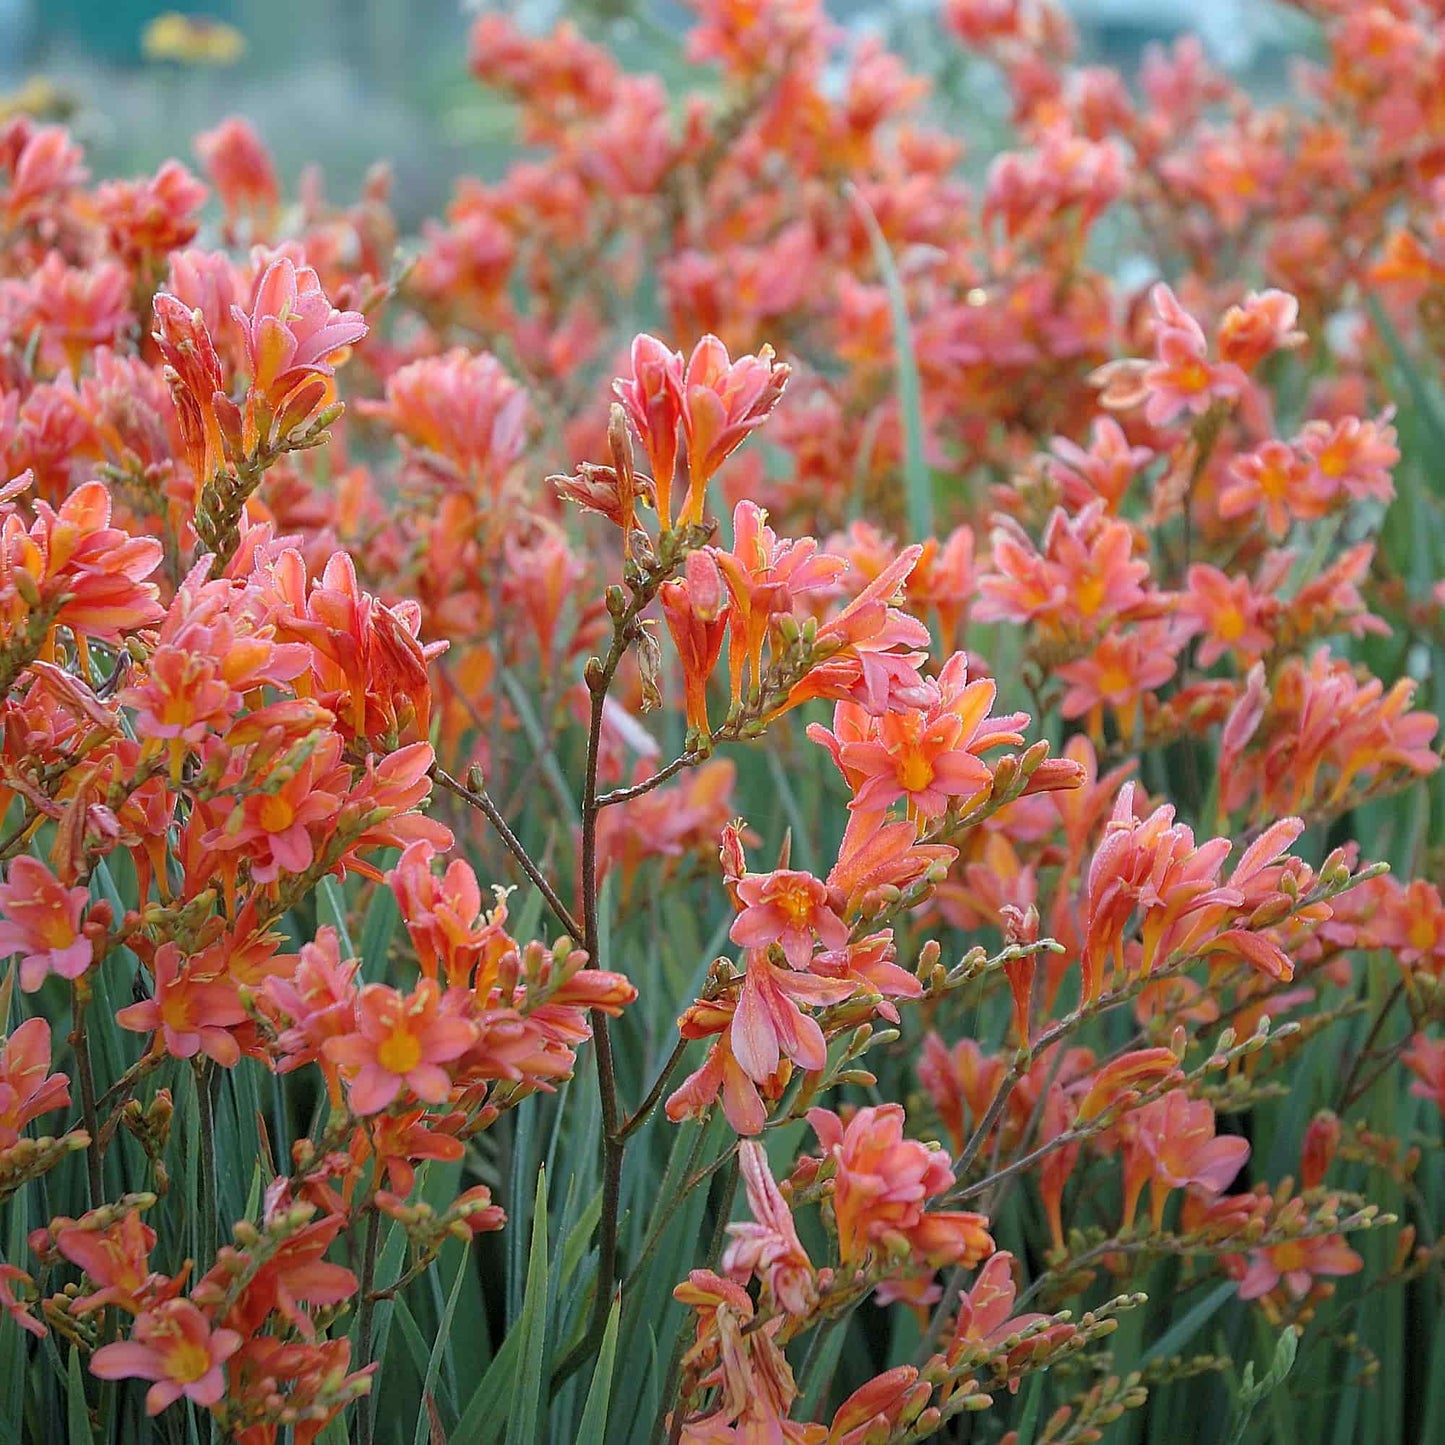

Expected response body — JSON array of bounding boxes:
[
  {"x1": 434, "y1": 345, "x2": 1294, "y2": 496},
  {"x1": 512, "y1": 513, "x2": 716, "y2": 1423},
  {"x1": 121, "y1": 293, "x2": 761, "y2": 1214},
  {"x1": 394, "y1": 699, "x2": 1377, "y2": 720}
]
[{"x1": 1, "y1": 0, "x2": 1443, "y2": 1439}]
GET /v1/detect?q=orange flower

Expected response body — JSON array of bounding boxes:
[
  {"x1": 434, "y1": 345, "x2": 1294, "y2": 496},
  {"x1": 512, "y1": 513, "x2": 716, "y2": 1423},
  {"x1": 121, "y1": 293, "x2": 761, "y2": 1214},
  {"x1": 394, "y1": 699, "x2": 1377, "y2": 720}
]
[
  {"x1": 324, "y1": 978, "x2": 476, "y2": 1115},
  {"x1": 0, "y1": 855, "x2": 94, "y2": 992},
  {"x1": 660, "y1": 549, "x2": 730, "y2": 736},
  {"x1": 117, "y1": 943, "x2": 249, "y2": 1068},
  {"x1": 90, "y1": 1299, "x2": 242, "y2": 1416},
  {"x1": 806, "y1": 1103, "x2": 994, "y2": 1269},
  {"x1": 1120, "y1": 1090, "x2": 1250, "y2": 1230}
]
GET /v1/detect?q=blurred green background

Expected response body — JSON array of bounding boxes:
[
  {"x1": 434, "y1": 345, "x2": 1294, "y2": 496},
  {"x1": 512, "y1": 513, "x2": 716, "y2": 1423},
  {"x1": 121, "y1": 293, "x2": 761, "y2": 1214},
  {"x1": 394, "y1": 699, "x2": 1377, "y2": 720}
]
[{"x1": 1, "y1": 1, "x2": 1311, "y2": 231}]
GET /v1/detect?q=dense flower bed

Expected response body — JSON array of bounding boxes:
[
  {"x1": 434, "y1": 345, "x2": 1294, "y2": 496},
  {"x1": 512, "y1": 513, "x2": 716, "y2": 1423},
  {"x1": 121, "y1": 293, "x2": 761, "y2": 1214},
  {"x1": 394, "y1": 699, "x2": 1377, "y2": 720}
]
[{"x1": 1, "y1": 1, "x2": 1444, "y2": 1441}]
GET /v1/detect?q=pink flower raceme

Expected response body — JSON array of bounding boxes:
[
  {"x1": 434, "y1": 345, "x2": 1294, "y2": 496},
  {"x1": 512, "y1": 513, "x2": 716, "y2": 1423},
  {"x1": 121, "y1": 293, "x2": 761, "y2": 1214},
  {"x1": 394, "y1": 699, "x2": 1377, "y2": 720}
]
[
  {"x1": 806, "y1": 1104, "x2": 994, "y2": 1270},
  {"x1": 231, "y1": 257, "x2": 366, "y2": 446}
]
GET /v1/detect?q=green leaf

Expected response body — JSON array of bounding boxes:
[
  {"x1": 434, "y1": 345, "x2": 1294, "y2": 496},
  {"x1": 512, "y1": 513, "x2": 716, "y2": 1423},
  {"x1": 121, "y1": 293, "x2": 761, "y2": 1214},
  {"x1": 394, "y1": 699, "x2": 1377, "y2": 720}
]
[
  {"x1": 1013, "y1": 1370, "x2": 1046, "y2": 1445},
  {"x1": 1225, "y1": 1328, "x2": 1298, "y2": 1445},
  {"x1": 358, "y1": 870, "x2": 400, "y2": 984},
  {"x1": 65, "y1": 1348, "x2": 92, "y2": 1445},
  {"x1": 505, "y1": 1166, "x2": 551, "y2": 1445},
  {"x1": 317, "y1": 875, "x2": 356, "y2": 958},
  {"x1": 452, "y1": 1317, "x2": 525, "y2": 1445},
  {"x1": 1138, "y1": 1281, "x2": 1235, "y2": 1368},
  {"x1": 413, "y1": 1242, "x2": 472, "y2": 1445},
  {"x1": 576, "y1": 1293, "x2": 621, "y2": 1440},
  {"x1": 848, "y1": 183, "x2": 932, "y2": 539},
  {"x1": 560, "y1": 1187, "x2": 604, "y2": 1288}
]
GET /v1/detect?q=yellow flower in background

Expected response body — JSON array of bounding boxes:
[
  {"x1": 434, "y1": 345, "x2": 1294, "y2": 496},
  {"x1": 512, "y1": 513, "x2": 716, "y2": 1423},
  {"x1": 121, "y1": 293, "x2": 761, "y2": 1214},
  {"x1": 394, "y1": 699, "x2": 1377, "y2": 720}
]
[{"x1": 141, "y1": 12, "x2": 248, "y2": 66}]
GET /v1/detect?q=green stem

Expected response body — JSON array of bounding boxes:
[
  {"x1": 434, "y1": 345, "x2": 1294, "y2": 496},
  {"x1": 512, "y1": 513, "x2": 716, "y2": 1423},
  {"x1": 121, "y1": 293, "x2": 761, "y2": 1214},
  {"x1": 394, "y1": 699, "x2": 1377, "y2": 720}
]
[
  {"x1": 195, "y1": 1059, "x2": 220, "y2": 1273},
  {"x1": 69, "y1": 980, "x2": 104, "y2": 1209},
  {"x1": 353, "y1": 1204, "x2": 382, "y2": 1445}
]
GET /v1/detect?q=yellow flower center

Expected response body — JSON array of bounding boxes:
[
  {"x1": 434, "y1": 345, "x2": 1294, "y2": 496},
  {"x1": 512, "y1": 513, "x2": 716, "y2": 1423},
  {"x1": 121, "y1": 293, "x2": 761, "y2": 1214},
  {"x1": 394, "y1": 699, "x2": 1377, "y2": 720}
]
[
  {"x1": 38, "y1": 913, "x2": 78, "y2": 950},
  {"x1": 377, "y1": 1029, "x2": 423, "y2": 1076},
  {"x1": 899, "y1": 750, "x2": 935, "y2": 793},
  {"x1": 1216, "y1": 605, "x2": 1246, "y2": 642},
  {"x1": 776, "y1": 884, "x2": 815, "y2": 926},
  {"x1": 259, "y1": 794, "x2": 295, "y2": 834},
  {"x1": 1269, "y1": 1240, "x2": 1309, "y2": 1272},
  {"x1": 1408, "y1": 915, "x2": 1437, "y2": 952},
  {"x1": 164, "y1": 1338, "x2": 213, "y2": 1385}
]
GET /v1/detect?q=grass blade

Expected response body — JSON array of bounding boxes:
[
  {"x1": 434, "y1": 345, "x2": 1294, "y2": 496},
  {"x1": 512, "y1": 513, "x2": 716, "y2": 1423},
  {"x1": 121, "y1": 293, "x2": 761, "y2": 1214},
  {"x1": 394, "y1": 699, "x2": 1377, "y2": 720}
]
[
  {"x1": 576, "y1": 1293, "x2": 621, "y2": 1440},
  {"x1": 505, "y1": 1165, "x2": 551, "y2": 1445},
  {"x1": 413, "y1": 1241, "x2": 472, "y2": 1445},
  {"x1": 847, "y1": 183, "x2": 932, "y2": 539}
]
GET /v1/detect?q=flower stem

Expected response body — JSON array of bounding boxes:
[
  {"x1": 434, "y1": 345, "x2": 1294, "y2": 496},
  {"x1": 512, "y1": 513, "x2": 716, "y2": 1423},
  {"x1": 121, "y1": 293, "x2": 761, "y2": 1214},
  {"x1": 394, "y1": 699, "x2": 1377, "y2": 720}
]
[
  {"x1": 69, "y1": 979, "x2": 104, "y2": 1208},
  {"x1": 195, "y1": 1058, "x2": 220, "y2": 1273},
  {"x1": 354, "y1": 1203, "x2": 382, "y2": 1445}
]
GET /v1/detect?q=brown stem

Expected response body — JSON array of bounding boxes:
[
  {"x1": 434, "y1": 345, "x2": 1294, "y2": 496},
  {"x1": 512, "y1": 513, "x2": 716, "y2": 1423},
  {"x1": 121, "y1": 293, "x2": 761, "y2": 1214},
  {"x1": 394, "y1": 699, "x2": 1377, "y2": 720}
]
[
  {"x1": 596, "y1": 750, "x2": 704, "y2": 809},
  {"x1": 432, "y1": 767, "x2": 582, "y2": 940},
  {"x1": 1335, "y1": 979, "x2": 1406, "y2": 1114},
  {"x1": 617, "y1": 1037, "x2": 691, "y2": 1141}
]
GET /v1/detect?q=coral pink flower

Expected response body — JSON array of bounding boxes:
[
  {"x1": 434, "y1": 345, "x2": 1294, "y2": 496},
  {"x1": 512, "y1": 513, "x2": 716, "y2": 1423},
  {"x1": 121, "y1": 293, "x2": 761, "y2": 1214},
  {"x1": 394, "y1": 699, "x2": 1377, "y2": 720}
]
[
  {"x1": 614, "y1": 333, "x2": 684, "y2": 526},
  {"x1": 709, "y1": 499, "x2": 846, "y2": 702},
  {"x1": 324, "y1": 978, "x2": 476, "y2": 1115},
  {"x1": 722, "y1": 1141, "x2": 816, "y2": 1315},
  {"x1": 90, "y1": 1299, "x2": 242, "y2": 1415},
  {"x1": 1132, "y1": 283, "x2": 1248, "y2": 427},
  {"x1": 116, "y1": 944, "x2": 248, "y2": 1067},
  {"x1": 0, "y1": 1265, "x2": 43, "y2": 1338},
  {"x1": 365, "y1": 348, "x2": 527, "y2": 486},
  {"x1": 231, "y1": 257, "x2": 367, "y2": 435},
  {"x1": 731, "y1": 950, "x2": 854, "y2": 1084},
  {"x1": 4, "y1": 478, "x2": 164, "y2": 645},
  {"x1": 0, "y1": 856, "x2": 94, "y2": 992},
  {"x1": 1216, "y1": 289, "x2": 1306, "y2": 372},
  {"x1": 1047, "y1": 417, "x2": 1154, "y2": 513},
  {"x1": 3, "y1": 122, "x2": 87, "y2": 224},
  {"x1": 1403, "y1": 1033, "x2": 1445, "y2": 1116},
  {"x1": 1233, "y1": 1232, "x2": 1362, "y2": 1302},
  {"x1": 387, "y1": 841, "x2": 509, "y2": 988},
  {"x1": 193, "y1": 116, "x2": 279, "y2": 232},
  {"x1": 730, "y1": 869, "x2": 848, "y2": 970},
  {"x1": 1179, "y1": 564, "x2": 1276, "y2": 667},
  {"x1": 1120, "y1": 1090, "x2": 1250, "y2": 1229},
  {"x1": 810, "y1": 653, "x2": 1023, "y2": 821},
  {"x1": 667, "y1": 997, "x2": 775, "y2": 1136},
  {"x1": 948, "y1": 1250, "x2": 1072, "y2": 1386},
  {"x1": 1219, "y1": 439, "x2": 1322, "y2": 539},
  {"x1": 0, "y1": 1017, "x2": 71, "y2": 1147},
  {"x1": 660, "y1": 550, "x2": 730, "y2": 736},
  {"x1": 1057, "y1": 620, "x2": 1181, "y2": 739},
  {"x1": 827, "y1": 1366, "x2": 932, "y2": 1443},
  {"x1": 806, "y1": 1103, "x2": 994, "y2": 1269},
  {"x1": 56, "y1": 1210, "x2": 167, "y2": 1315},
  {"x1": 96, "y1": 160, "x2": 208, "y2": 264},
  {"x1": 1297, "y1": 411, "x2": 1399, "y2": 505},
  {"x1": 677, "y1": 335, "x2": 790, "y2": 527}
]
